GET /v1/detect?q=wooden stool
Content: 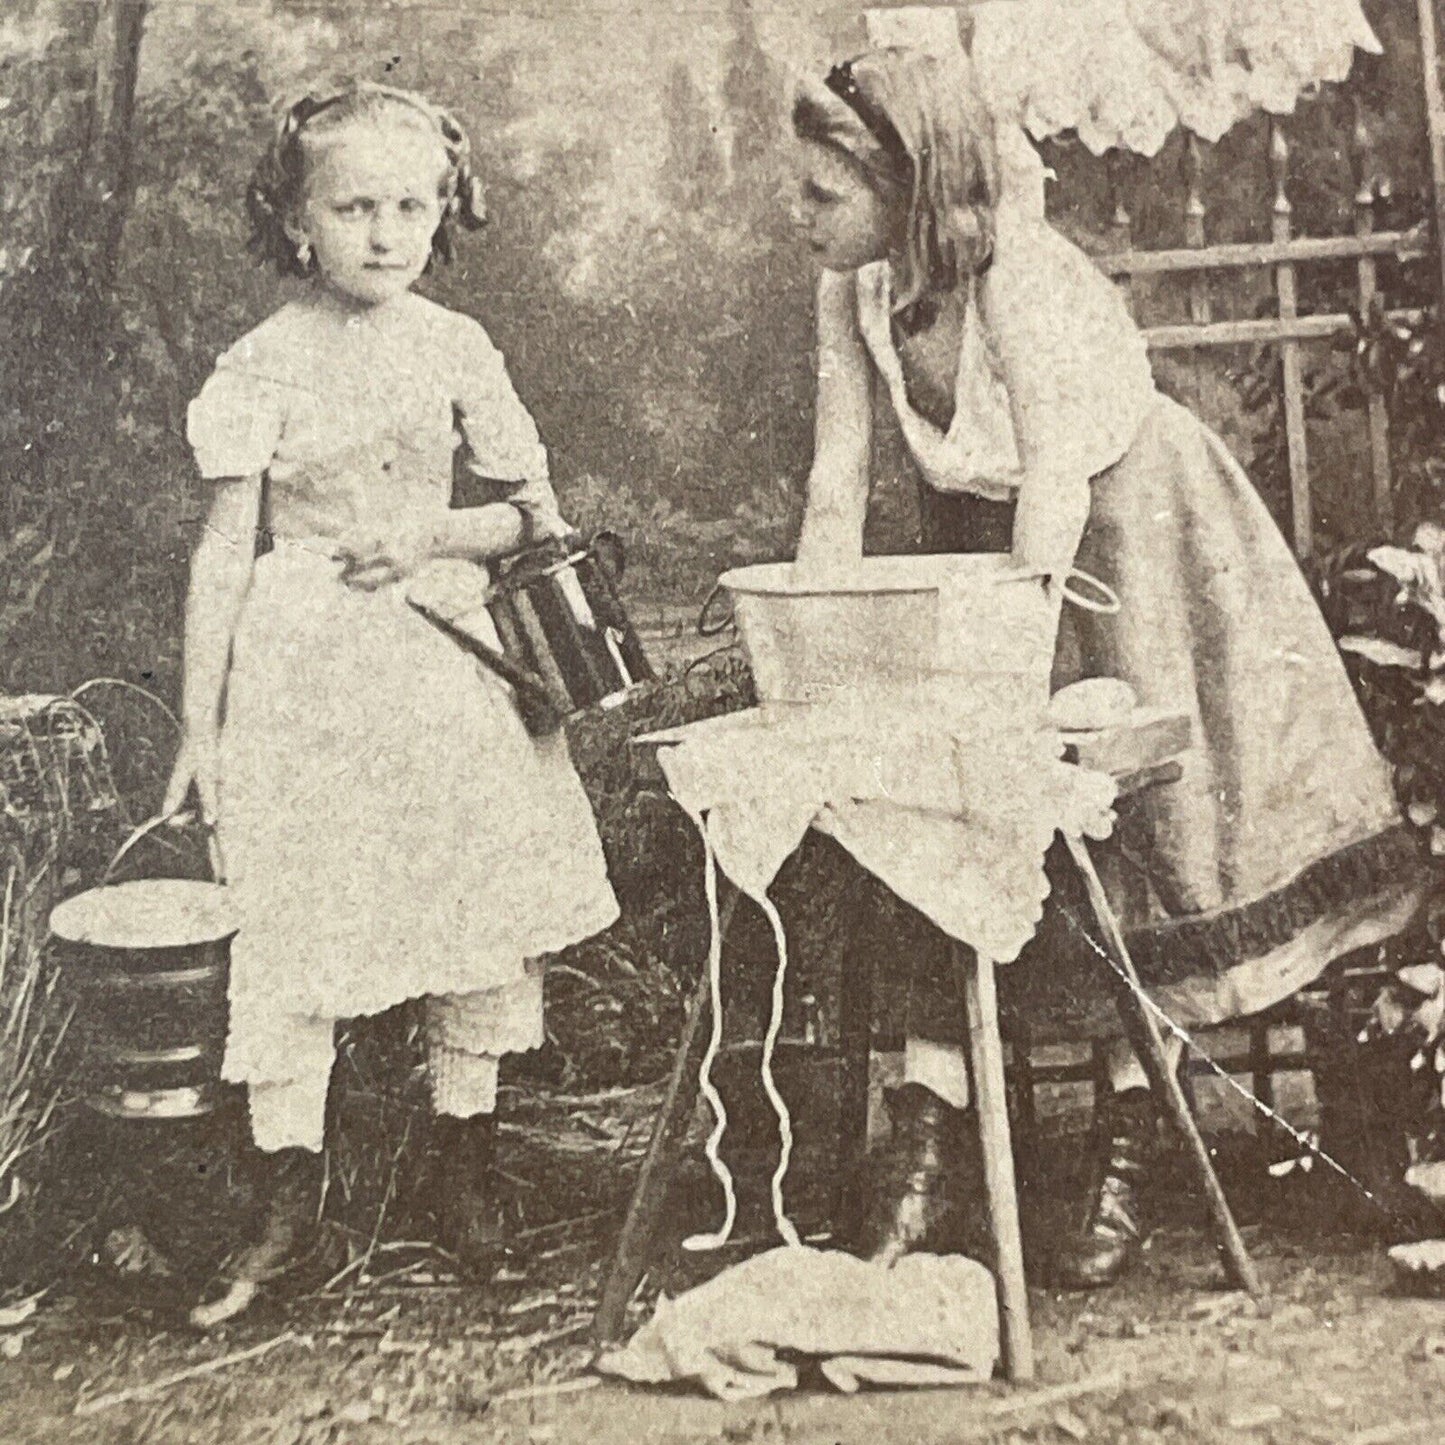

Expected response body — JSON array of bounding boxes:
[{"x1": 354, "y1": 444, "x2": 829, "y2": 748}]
[{"x1": 592, "y1": 709, "x2": 1261, "y2": 1381}]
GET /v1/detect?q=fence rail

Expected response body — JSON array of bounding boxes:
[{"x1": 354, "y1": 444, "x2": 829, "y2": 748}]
[{"x1": 1087, "y1": 2, "x2": 1445, "y2": 557}]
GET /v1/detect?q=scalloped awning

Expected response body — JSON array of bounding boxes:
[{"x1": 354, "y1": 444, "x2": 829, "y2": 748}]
[{"x1": 867, "y1": 1, "x2": 1382, "y2": 156}]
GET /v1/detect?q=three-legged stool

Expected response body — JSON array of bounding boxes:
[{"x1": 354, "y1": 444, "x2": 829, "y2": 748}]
[{"x1": 593, "y1": 708, "x2": 1262, "y2": 1380}]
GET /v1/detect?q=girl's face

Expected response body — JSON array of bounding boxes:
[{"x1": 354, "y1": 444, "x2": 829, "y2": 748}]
[
  {"x1": 293, "y1": 119, "x2": 448, "y2": 307},
  {"x1": 796, "y1": 142, "x2": 896, "y2": 272}
]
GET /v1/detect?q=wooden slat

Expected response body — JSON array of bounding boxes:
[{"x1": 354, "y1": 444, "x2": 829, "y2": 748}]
[
  {"x1": 1106, "y1": 148, "x2": 1138, "y2": 318},
  {"x1": 1417, "y1": 0, "x2": 1445, "y2": 311},
  {"x1": 1271, "y1": 120, "x2": 1312, "y2": 556},
  {"x1": 1025, "y1": 1051, "x2": 1311, "y2": 1087},
  {"x1": 1180, "y1": 134, "x2": 1211, "y2": 413},
  {"x1": 1353, "y1": 101, "x2": 1395, "y2": 534},
  {"x1": 1182, "y1": 134, "x2": 1211, "y2": 325},
  {"x1": 1097, "y1": 229, "x2": 1429, "y2": 277},
  {"x1": 1141, "y1": 307, "x2": 1425, "y2": 350}
]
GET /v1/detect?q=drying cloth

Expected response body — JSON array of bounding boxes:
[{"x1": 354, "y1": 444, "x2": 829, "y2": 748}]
[
  {"x1": 656, "y1": 688, "x2": 1117, "y2": 1249},
  {"x1": 660, "y1": 688, "x2": 1118, "y2": 965},
  {"x1": 595, "y1": 1246, "x2": 999, "y2": 1401}
]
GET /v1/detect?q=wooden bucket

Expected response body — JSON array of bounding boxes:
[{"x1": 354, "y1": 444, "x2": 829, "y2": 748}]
[{"x1": 50, "y1": 868, "x2": 236, "y2": 1121}]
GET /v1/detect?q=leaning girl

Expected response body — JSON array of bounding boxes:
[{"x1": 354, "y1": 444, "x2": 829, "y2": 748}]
[
  {"x1": 165, "y1": 83, "x2": 618, "y2": 1321},
  {"x1": 790, "y1": 47, "x2": 1423, "y2": 1288}
]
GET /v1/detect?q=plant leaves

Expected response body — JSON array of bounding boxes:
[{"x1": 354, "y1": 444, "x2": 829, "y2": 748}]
[
  {"x1": 0, "y1": 1293, "x2": 41, "y2": 1330},
  {"x1": 1338, "y1": 636, "x2": 1423, "y2": 670}
]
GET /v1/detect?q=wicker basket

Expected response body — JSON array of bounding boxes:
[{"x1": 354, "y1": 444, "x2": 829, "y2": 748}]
[{"x1": 0, "y1": 693, "x2": 109, "y2": 820}]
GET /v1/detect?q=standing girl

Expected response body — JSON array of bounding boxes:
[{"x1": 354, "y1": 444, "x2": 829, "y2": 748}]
[
  {"x1": 789, "y1": 47, "x2": 1424, "y2": 1287},
  {"x1": 165, "y1": 83, "x2": 618, "y2": 1320}
]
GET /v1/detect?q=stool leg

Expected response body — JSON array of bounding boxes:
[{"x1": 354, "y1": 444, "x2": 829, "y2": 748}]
[
  {"x1": 593, "y1": 889, "x2": 739, "y2": 1344},
  {"x1": 835, "y1": 940, "x2": 873, "y2": 1246},
  {"x1": 1179, "y1": 1041, "x2": 1199, "y2": 1118},
  {"x1": 1090, "y1": 1039, "x2": 1111, "y2": 1110},
  {"x1": 957, "y1": 942, "x2": 1034, "y2": 1384},
  {"x1": 1006, "y1": 1016, "x2": 1039, "y2": 1185},
  {"x1": 1249, "y1": 1020, "x2": 1275, "y2": 1115}
]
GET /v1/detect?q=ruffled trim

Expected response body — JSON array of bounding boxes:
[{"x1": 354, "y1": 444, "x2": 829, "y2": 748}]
[
  {"x1": 1123, "y1": 824, "x2": 1427, "y2": 985},
  {"x1": 971, "y1": 0, "x2": 1380, "y2": 156}
]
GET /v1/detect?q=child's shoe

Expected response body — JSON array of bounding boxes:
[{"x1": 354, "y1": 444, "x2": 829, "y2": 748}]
[
  {"x1": 1052, "y1": 1086, "x2": 1156, "y2": 1290},
  {"x1": 433, "y1": 1113, "x2": 513, "y2": 1280},
  {"x1": 861, "y1": 1082, "x2": 981, "y2": 1264},
  {"x1": 190, "y1": 1147, "x2": 322, "y2": 1328}
]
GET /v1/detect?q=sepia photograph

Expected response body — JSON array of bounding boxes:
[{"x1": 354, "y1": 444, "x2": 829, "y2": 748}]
[{"x1": 3, "y1": 1, "x2": 1445, "y2": 1438}]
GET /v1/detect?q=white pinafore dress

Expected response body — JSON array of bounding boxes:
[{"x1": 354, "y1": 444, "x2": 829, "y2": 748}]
[{"x1": 186, "y1": 290, "x2": 619, "y2": 1094}]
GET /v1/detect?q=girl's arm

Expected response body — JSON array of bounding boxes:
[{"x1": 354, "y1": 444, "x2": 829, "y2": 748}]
[
  {"x1": 1010, "y1": 454, "x2": 1091, "y2": 578},
  {"x1": 337, "y1": 490, "x2": 566, "y2": 589},
  {"x1": 985, "y1": 263, "x2": 1093, "y2": 579},
  {"x1": 416, "y1": 501, "x2": 533, "y2": 562},
  {"x1": 795, "y1": 268, "x2": 874, "y2": 569},
  {"x1": 162, "y1": 475, "x2": 262, "y2": 820}
]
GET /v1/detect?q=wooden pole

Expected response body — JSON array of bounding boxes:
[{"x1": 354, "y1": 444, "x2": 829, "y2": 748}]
[
  {"x1": 1352, "y1": 98, "x2": 1395, "y2": 536},
  {"x1": 86, "y1": 1, "x2": 149, "y2": 294},
  {"x1": 594, "y1": 890, "x2": 740, "y2": 1344},
  {"x1": 1417, "y1": 0, "x2": 1445, "y2": 316},
  {"x1": 1270, "y1": 119, "x2": 1313, "y2": 559},
  {"x1": 1063, "y1": 837, "x2": 1264, "y2": 1300},
  {"x1": 958, "y1": 943, "x2": 1035, "y2": 1383}
]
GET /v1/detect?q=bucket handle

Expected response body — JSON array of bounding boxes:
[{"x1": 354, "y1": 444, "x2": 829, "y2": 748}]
[
  {"x1": 1059, "y1": 567, "x2": 1121, "y2": 615},
  {"x1": 697, "y1": 583, "x2": 735, "y2": 638},
  {"x1": 999, "y1": 564, "x2": 1121, "y2": 614},
  {"x1": 104, "y1": 812, "x2": 226, "y2": 887}
]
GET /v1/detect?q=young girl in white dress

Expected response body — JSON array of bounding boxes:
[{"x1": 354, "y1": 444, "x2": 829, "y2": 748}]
[{"x1": 164, "y1": 83, "x2": 618, "y2": 1321}]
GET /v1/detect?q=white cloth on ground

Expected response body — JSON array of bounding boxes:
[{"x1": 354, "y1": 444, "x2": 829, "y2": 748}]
[{"x1": 596, "y1": 1246, "x2": 999, "y2": 1400}]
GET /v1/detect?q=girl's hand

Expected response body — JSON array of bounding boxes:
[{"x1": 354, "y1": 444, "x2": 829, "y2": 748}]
[
  {"x1": 164, "y1": 725, "x2": 221, "y2": 825},
  {"x1": 335, "y1": 523, "x2": 436, "y2": 590},
  {"x1": 794, "y1": 510, "x2": 863, "y2": 581}
]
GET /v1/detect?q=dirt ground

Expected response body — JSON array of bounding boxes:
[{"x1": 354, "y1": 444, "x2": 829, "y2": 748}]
[
  {"x1": 2, "y1": 1200, "x2": 1443, "y2": 1444},
  {"x1": 2, "y1": 1065, "x2": 1444, "y2": 1445}
]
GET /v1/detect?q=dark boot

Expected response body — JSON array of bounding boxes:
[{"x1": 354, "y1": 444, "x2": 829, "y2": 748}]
[
  {"x1": 433, "y1": 1113, "x2": 512, "y2": 1280},
  {"x1": 1053, "y1": 1087, "x2": 1156, "y2": 1290},
  {"x1": 190, "y1": 1147, "x2": 321, "y2": 1328},
  {"x1": 862, "y1": 1083, "x2": 979, "y2": 1266}
]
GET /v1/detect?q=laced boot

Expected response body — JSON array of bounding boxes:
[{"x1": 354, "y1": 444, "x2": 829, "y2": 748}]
[
  {"x1": 862, "y1": 1082, "x2": 979, "y2": 1265},
  {"x1": 190, "y1": 1147, "x2": 321, "y2": 1328},
  {"x1": 1053, "y1": 1086, "x2": 1156, "y2": 1290},
  {"x1": 433, "y1": 1113, "x2": 512, "y2": 1280}
]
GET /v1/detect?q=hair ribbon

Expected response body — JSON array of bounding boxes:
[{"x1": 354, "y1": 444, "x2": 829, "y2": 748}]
[{"x1": 823, "y1": 61, "x2": 911, "y2": 180}]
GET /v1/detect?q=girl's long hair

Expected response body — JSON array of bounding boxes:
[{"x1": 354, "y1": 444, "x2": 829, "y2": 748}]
[
  {"x1": 246, "y1": 82, "x2": 488, "y2": 279},
  {"x1": 793, "y1": 48, "x2": 999, "y2": 316}
]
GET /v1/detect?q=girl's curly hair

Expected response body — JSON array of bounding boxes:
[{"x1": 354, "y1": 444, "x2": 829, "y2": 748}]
[{"x1": 246, "y1": 82, "x2": 488, "y2": 279}]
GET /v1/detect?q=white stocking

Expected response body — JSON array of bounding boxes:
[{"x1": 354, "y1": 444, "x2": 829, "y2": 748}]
[
  {"x1": 903, "y1": 1037, "x2": 971, "y2": 1110},
  {"x1": 1106, "y1": 1034, "x2": 1183, "y2": 1095}
]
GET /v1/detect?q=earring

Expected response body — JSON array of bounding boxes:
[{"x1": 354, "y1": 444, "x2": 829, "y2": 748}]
[{"x1": 296, "y1": 239, "x2": 312, "y2": 268}]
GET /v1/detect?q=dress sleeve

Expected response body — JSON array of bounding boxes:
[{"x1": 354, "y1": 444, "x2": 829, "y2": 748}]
[
  {"x1": 982, "y1": 212, "x2": 1156, "y2": 483},
  {"x1": 185, "y1": 347, "x2": 287, "y2": 481},
  {"x1": 454, "y1": 321, "x2": 567, "y2": 543}
]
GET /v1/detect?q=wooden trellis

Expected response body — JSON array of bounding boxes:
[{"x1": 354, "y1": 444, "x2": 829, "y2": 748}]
[{"x1": 1091, "y1": 0, "x2": 1445, "y2": 559}]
